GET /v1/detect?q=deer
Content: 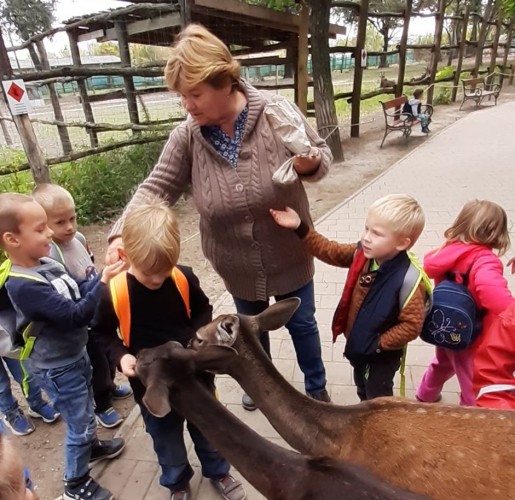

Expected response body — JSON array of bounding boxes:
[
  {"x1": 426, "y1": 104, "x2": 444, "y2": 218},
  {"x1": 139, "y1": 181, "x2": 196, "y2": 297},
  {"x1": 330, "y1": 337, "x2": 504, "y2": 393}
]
[
  {"x1": 190, "y1": 298, "x2": 515, "y2": 500},
  {"x1": 135, "y1": 341, "x2": 424, "y2": 500},
  {"x1": 379, "y1": 72, "x2": 397, "y2": 89}
]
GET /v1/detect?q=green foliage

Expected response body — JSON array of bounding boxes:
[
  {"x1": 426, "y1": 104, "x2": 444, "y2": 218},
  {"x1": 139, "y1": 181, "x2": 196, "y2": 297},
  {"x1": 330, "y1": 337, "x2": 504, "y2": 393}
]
[
  {"x1": 243, "y1": 0, "x2": 296, "y2": 10},
  {"x1": 53, "y1": 141, "x2": 164, "y2": 224},
  {"x1": 86, "y1": 41, "x2": 120, "y2": 57},
  {"x1": 0, "y1": 0, "x2": 55, "y2": 39},
  {"x1": 0, "y1": 141, "x2": 165, "y2": 225},
  {"x1": 435, "y1": 66, "x2": 454, "y2": 80},
  {"x1": 433, "y1": 66, "x2": 454, "y2": 105}
]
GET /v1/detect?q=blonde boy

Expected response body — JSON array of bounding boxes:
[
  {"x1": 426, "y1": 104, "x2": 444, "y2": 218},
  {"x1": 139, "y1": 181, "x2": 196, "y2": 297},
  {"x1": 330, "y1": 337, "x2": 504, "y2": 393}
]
[
  {"x1": 271, "y1": 194, "x2": 427, "y2": 401},
  {"x1": 0, "y1": 193, "x2": 125, "y2": 500},
  {"x1": 32, "y1": 184, "x2": 131, "y2": 429},
  {"x1": 90, "y1": 199, "x2": 246, "y2": 500}
]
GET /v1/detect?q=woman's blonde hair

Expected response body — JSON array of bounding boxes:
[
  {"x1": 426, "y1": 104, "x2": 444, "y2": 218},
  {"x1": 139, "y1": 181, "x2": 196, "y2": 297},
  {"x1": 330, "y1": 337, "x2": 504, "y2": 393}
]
[
  {"x1": 444, "y1": 199, "x2": 510, "y2": 255},
  {"x1": 122, "y1": 198, "x2": 181, "y2": 274},
  {"x1": 165, "y1": 24, "x2": 240, "y2": 93}
]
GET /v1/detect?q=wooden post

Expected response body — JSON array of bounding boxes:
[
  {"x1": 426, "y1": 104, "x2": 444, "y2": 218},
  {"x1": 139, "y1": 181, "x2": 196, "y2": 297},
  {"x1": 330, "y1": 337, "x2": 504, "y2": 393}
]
[
  {"x1": 0, "y1": 33, "x2": 50, "y2": 184},
  {"x1": 452, "y1": 5, "x2": 470, "y2": 102},
  {"x1": 115, "y1": 20, "x2": 140, "y2": 129},
  {"x1": 0, "y1": 97, "x2": 13, "y2": 146},
  {"x1": 179, "y1": 0, "x2": 192, "y2": 26},
  {"x1": 486, "y1": 17, "x2": 502, "y2": 87},
  {"x1": 499, "y1": 27, "x2": 513, "y2": 87},
  {"x1": 473, "y1": 0, "x2": 497, "y2": 77},
  {"x1": 68, "y1": 31, "x2": 98, "y2": 148},
  {"x1": 427, "y1": 0, "x2": 446, "y2": 105},
  {"x1": 396, "y1": 0, "x2": 412, "y2": 97},
  {"x1": 351, "y1": 0, "x2": 368, "y2": 138},
  {"x1": 35, "y1": 40, "x2": 72, "y2": 155},
  {"x1": 295, "y1": 1, "x2": 309, "y2": 115}
]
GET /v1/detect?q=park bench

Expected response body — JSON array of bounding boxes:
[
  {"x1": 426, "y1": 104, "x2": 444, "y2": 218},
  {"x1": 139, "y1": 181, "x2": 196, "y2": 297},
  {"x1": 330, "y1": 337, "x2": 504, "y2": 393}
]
[
  {"x1": 379, "y1": 95, "x2": 433, "y2": 148},
  {"x1": 459, "y1": 77, "x2": 501, "y2": 110}
]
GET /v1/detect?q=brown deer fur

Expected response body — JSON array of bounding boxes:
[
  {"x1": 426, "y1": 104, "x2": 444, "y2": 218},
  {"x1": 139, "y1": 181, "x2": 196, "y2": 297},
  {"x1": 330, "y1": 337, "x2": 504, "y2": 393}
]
[
  {"x1": 191, "y1": 298, "x2": 515, "y2": 500},
  {"x1": 135, "y1": 341, "x2": 424, "y2": 500}
]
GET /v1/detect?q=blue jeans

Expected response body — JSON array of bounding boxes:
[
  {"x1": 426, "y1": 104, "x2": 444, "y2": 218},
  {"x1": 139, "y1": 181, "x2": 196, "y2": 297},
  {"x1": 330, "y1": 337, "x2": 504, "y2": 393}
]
[
  {"x1": 233, "y1": 280, "x2": 327, "y2": 394},
  {"x1": 31, "y1": 354, "x2": 97, "y2": 481},
  {"x1": 139, "y1": 403, "x2": 229, "y2": 491},
  {"x1": 0, "y1": 357, "x2": 46, "y2": 417}
]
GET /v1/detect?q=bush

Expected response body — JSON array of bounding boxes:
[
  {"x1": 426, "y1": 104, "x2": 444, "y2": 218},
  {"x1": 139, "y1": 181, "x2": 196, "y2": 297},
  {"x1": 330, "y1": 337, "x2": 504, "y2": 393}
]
[
  {"x1": 433, "y1": 86, "x2": 452, "y2": 105},
  {"x1": 0, "y1": 140, "x2": 165, "y2": 224}
]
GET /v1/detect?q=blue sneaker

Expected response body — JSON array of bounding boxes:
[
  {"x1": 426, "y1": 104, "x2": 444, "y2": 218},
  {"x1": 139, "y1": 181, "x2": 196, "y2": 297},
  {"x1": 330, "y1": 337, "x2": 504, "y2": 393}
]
[
  {"x1": 112, "y1": 384, "x2": 132, "y2": 400},
  {"x1": 96, "y1": 407, "x2": 123, "y2": 428},
  {"x1": 2, "y1": 408, "x2": 35, "y2": 436},
  {"x1": 28, "y1": 402, "x2": 60, "y2": 423}
]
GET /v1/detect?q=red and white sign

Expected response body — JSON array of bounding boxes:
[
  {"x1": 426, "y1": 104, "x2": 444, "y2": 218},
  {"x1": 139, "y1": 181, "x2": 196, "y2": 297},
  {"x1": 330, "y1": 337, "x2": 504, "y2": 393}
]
[{"x1": 2, "y1": 79, "x2": 31, "y2": 115}]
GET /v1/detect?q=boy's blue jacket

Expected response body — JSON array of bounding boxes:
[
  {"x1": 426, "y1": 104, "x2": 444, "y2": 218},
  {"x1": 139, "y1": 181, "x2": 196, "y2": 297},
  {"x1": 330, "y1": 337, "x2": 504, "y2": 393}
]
[
  {"x1": 344, "y1": 251, "x2": 411, "y2": 362},
  {"x1": 6, "y1": 258, "x2": 104, "y2": 369}
]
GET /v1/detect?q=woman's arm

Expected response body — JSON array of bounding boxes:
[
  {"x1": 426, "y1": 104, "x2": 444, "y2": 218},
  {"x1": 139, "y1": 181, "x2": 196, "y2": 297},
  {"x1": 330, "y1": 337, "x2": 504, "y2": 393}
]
[{"x1": 109, "y1": 122, "x2": 192, "y2": 241}]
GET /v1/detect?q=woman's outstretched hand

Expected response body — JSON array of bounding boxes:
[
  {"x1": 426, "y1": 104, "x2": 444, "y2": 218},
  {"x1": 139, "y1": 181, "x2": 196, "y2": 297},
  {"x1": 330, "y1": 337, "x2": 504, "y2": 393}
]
[{"x1": 269, "y1": 207, "x2": 301, "y2": 230}]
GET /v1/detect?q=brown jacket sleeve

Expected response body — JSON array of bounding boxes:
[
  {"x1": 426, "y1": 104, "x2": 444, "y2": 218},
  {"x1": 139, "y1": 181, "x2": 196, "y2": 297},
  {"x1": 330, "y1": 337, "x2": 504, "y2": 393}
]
[
  {"x1": 296, "y1": 223, "x2": 357, "y2": 268},
  {"x1": 379, "y1": 281, "x2": 426, "y2": 350}
]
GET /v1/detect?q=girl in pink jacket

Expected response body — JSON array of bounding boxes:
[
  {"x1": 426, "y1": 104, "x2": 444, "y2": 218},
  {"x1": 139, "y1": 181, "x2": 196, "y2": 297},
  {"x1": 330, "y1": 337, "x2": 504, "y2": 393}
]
[{"x1": 416, "y1": 199, "x2": 514, "y2": 406}]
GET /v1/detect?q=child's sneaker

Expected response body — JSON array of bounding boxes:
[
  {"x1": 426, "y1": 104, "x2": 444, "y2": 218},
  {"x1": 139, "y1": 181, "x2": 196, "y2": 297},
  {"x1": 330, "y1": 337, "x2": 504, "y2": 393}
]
[
  {"x1": 89, "y1": 437, "x2": 126, "y2": 466},
  {"x1": 2, "y1": 408, "x2": 35, "y2": 436},
  {"x1": 112, "y1": 384, "x2": 133, "y2": 399},
  {"x1": 95, "y1": 407, "x2": 123, "y2": 428},
  {"x1": 28, "y1": 402, "x2": 60, "y2": 423},
  {"x1": 64, "y1": 474, "x2": 113, "y2": 500},
  {"x1": 211, "y1": 474, "x2": 246, "y2": 500}
]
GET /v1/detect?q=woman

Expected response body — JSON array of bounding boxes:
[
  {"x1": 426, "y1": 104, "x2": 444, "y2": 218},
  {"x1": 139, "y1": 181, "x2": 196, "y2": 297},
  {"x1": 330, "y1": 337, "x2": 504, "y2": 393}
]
[{"x1": 106, "y1": 24, "x2": 333, "y2": 410}]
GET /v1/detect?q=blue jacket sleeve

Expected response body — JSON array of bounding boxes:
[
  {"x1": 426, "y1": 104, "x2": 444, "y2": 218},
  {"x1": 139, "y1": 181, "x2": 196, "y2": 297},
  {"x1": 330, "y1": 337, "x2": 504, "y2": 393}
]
[{"x1": 7, "y1": 277, "x2": 105, "y2": 330}]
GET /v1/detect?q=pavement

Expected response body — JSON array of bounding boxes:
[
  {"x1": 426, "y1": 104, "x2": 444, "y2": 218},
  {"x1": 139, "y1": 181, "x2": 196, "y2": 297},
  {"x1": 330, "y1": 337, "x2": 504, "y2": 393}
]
[{"x1": 92, "y1": 99, "x2": 515, "y2": 499}]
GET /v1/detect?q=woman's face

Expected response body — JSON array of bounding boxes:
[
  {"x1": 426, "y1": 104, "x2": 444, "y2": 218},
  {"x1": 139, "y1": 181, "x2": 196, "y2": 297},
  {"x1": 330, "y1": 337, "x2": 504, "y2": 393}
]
[{"x1": 180, "y1": 82, "x2": 231, "y2": 126}]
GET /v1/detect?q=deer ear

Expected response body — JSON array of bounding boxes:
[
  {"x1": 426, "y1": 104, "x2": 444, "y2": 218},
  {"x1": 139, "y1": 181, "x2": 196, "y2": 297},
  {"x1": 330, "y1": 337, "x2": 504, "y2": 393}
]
[
  {"x1": 142, "y1": 381, "x2": 172, "y2": 417},
  {"x1": 256, "y1": 297, "x2": 300, "y2": 331},
  {"x1": 195, "y1": 345, "x2": 238, "y2": 372}
]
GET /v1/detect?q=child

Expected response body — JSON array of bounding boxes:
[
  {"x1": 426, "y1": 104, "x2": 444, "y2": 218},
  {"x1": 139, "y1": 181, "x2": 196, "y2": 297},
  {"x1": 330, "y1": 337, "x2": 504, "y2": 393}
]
[
  {"x1": 91, "y1": 199, "x2": 246, "y2": 500},
  {"x1": 0, "y1": 192, "x2": 126, "y2": 500},
  {"x1": 271, "y1": 194, "x2": 427, "y2": 401},
  {"x1": 416, "y1": 199, "x2": 514, "y2": 406},
  {"x1": 0, "y1": 354, "x2": 58, "y2": 436},
  {"x1": 0, "y1": 423, "x2": 37, "y2": 499},
  {"x1": 32, "y1": 184, "x2": 131, "y2": 429},
  {"x1": 404, "y1": 88, "x2": 430, "y2": 133}
]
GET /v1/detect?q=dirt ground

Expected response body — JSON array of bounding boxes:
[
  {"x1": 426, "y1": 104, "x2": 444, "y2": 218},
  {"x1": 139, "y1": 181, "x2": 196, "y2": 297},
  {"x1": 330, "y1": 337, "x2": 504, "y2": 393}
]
[{"x1": 13, "y1": 88, "x2": 515, "y2": 500}]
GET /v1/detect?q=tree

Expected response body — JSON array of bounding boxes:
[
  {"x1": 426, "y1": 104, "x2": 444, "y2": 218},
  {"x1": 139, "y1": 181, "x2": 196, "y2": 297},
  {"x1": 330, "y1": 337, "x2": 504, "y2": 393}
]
[{"x1": 0, "y1": 0, "x2": 56, "y2": 64}]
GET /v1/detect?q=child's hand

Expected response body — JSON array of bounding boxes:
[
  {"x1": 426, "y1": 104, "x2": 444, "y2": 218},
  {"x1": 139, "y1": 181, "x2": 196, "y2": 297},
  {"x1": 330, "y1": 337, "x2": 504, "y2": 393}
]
[
  {"x1": 507, "y1": 257, "x2": 515, "y2": 274},
  {"x1": 105, "y1": 237, "x2": 124, "y2": 265},
  {"x1": 120, "y1": 354, "x2": 137, "y2": 377},
  {"x1": 269, "y1": 207, "x2": 301, "y2": 229},
  {"x1": 100, "y1": 260, "x2": 126, "y2": 284}
]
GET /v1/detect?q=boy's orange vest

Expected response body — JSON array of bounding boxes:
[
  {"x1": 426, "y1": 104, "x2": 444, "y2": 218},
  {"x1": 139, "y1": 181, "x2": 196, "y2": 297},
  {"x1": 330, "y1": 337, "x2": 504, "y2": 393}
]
[{"x1": 109, "y1": 268, "x2": 190, "y2": 347}]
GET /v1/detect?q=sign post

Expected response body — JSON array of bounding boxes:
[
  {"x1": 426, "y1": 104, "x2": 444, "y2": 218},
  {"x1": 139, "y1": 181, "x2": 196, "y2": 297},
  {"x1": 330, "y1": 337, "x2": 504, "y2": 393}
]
[{"x1": 0, "y1": 35, "x2": 49, "y2": 183}]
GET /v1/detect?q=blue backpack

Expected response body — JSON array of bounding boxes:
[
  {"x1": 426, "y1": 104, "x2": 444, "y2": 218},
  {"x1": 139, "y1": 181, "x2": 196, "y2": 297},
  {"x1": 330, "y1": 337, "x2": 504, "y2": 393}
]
[{"x1": 420, "y1": 265, "x2": 482, "y2": 350}]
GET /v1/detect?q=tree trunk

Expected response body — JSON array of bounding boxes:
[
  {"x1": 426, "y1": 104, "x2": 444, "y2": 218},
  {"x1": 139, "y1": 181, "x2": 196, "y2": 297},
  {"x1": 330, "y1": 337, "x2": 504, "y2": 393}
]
[
  {"x1": 473, "y1": 0, "x2": 497, "y2": 76},
  {"x1": 379, "y1": 25, "x2": 389, "y2": 68},
  {"x1": 307, "y1": 0, "x2": 343, "y2": 162}
]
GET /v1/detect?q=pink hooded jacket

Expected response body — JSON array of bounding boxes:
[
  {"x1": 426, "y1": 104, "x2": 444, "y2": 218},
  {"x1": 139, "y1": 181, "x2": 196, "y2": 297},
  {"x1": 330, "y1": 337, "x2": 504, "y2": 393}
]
[
  {"x1": 424, "y1": 242, "x2": 514, "y2": 317},
  {"x1": 425, "y1": 241, "x2": 515, "y2": 408}
]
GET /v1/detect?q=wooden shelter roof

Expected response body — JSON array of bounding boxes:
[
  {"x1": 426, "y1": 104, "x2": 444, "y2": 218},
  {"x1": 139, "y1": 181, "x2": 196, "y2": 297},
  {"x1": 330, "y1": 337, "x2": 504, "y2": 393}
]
[{"x1": 64, "y1": 0, "x2": 345, "y2": 50}]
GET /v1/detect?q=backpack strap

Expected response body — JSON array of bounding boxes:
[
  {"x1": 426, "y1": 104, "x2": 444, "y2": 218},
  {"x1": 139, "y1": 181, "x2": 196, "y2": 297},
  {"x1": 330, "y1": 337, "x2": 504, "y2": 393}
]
[
  {"x1": 172, "y1": 267, "x2": 190, "y2": 319},
  {"x1": 109, "y1": 267, "x2": 191, "y2": 348},
  {"x1": 110, "y1": 272, "x2": 131, "y2": 347}
]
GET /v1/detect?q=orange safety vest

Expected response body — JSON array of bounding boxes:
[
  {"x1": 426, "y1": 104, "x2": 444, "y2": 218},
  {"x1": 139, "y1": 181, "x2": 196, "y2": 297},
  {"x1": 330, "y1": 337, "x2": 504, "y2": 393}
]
[{"x1": 109, "y1": 267, "x2": 190, "y2": 347}]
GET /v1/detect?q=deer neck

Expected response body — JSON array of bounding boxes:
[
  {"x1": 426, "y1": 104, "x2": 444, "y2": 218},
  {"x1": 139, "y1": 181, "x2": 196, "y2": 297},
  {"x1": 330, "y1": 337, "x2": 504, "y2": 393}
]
[
  {"x1": 228, "y1": 340, "x2": 357, "y2": 456},
  {"x1": 170, "y1": 378, "x2": 306, "y2": 499}
]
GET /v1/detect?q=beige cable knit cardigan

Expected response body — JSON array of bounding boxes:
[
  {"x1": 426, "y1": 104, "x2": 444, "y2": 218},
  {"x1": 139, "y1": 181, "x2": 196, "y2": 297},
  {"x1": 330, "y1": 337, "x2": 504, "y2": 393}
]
[{"x1": 110, "y1": 81, "x2": 332, "y2": 301}]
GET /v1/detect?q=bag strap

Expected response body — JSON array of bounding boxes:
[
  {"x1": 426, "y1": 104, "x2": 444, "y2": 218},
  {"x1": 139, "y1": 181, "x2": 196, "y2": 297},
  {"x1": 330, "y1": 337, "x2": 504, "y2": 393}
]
[
  {"x1": 109, "y1": 267, "x2": 191, "y2": 348},
  {"x1": 399, "y1": 252, "x2": 433, "y2": 313},
  {"x1": 110, "y1": 271, "x2": 131, "y2": 347}
]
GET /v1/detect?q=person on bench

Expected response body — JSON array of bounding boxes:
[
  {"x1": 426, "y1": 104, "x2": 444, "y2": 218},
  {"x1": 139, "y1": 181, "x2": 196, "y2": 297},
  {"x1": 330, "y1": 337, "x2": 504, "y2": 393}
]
[{"x1": 403, "y1": 89, "x2": 430, "y2": 134}]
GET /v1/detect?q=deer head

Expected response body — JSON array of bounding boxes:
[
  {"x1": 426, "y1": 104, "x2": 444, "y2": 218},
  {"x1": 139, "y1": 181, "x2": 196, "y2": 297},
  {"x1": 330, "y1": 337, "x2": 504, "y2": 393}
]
[{"x1": 192, "y1": 297, "x2": 300, "y2": 364}]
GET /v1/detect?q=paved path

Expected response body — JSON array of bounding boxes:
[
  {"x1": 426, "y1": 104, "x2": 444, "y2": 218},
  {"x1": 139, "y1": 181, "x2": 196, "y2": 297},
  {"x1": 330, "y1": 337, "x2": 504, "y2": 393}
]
[{"x1": 94, "y1": 100, "x2": 515, "y2": 499}]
